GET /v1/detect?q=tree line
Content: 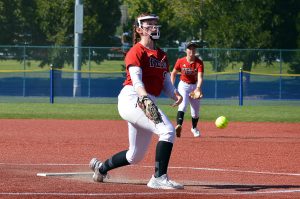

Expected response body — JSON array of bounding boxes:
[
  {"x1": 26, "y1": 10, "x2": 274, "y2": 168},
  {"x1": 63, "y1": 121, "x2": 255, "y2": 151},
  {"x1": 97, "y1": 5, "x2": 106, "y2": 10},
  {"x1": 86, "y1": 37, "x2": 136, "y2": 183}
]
[
  {"x1": 1, "y1": 0, "x2": 299, "y2": 49},
  {"x1": 0, "y1": 0, "x2": 121, "y2": 46},
  {"x1": 0, "y1": 0, "x2": 299, "y2": 72}
]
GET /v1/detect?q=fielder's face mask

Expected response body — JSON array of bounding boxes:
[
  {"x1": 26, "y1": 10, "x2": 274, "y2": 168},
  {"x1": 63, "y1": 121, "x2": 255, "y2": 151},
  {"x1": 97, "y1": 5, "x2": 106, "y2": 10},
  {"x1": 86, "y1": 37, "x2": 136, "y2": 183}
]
[{"x1": 137, "y1": 15, "x2": 161, "y2": 40}]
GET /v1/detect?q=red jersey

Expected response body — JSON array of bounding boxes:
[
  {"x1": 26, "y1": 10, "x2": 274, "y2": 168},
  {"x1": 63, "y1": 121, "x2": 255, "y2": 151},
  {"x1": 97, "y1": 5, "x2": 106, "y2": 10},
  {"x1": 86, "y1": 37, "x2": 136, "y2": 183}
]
[
  {"x1": 174, "y1": 57, "x2": 204, "y2": 84},
  {"x1": 123, "y1": 43, "x2": 169, "y2": 96}
]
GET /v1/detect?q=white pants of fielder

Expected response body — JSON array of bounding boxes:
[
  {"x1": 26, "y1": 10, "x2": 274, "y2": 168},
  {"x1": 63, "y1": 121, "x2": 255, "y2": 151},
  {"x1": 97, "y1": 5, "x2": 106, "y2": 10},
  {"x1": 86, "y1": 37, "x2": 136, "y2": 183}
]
[
  {"x1": 177, "y1": 80, "x2": 201, "y2": 118},
  {"x1": 117, "y1": 85, "x2": 175, "y2": 165}
]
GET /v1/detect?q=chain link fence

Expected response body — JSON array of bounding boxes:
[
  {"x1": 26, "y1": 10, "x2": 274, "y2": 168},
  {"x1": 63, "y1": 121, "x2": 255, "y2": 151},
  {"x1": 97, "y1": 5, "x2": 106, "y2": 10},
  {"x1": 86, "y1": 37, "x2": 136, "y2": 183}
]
[{"x1": 0, "y1": 45, "x2": 299, "y2": 105}]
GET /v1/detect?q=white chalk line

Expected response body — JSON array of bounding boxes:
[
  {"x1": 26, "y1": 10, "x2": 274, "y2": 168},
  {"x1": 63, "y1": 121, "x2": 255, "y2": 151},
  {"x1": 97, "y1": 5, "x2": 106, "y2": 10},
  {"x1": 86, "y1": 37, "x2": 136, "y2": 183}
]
[
  {"x1": 1, "y1": 162, "x2": 300, "y2": 176},
  {"x1": 1, "y1": 162, "x2": 300, "y2": 196},
  {"x1": 0, "y1": 163, "x2": 84, "y2": 166},
  {"x1": 0, "y1": 190, "x2": 299, "y2": 196},
  {"x1": 165, "y1": 166, "x2": 300, "y2": 177}
]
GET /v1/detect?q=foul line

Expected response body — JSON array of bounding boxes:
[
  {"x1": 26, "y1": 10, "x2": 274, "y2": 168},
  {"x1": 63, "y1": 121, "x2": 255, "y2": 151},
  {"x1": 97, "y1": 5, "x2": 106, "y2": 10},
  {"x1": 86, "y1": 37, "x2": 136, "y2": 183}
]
[
  {"x1": 165, "y1": 166, "x2": 300, "y2": 177},
  {"x1": 0, "y1": 190, "x2": 300, "y2": 196},
  {"x1": 1, "y1": 162, "x2": 300, "y2": 177},
  {"x1": 0, "y1": 163, "x2": 85, "y2": 166}
]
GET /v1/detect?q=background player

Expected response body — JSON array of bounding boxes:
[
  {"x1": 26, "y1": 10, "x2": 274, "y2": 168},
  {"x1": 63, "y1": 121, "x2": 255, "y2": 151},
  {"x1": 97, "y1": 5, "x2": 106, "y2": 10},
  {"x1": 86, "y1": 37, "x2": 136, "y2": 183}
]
[
  {"x1": 89, "y1": 13, "x2": 183, "y2": 189},
  {"x1": 171, "y1": 42, "x2": 204, "y2": 138}
]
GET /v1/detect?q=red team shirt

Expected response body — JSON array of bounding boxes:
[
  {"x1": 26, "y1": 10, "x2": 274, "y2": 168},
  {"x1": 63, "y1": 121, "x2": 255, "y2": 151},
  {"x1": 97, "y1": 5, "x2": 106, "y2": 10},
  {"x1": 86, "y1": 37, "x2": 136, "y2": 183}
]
[
  {"x1": 123, "y1": 43, "x2": 169, "y2": 96},
  {"x1": 174, "y1": 57, "x2": 204, "y2": 84}
]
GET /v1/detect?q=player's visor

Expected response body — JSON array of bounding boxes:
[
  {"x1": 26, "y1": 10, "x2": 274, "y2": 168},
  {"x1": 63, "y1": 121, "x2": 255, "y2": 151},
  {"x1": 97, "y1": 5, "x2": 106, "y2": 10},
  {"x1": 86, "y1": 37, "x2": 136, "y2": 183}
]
[{"x1": 137, "y1": 15, "x2": 159, "y2": 28}]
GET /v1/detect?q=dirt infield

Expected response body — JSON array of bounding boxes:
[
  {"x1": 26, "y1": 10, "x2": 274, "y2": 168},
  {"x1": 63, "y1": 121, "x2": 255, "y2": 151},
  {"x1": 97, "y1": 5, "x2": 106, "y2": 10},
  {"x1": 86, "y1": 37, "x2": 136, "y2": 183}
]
[{"x1": 0, "y1": 119, "x2": 299, "y2": 199}]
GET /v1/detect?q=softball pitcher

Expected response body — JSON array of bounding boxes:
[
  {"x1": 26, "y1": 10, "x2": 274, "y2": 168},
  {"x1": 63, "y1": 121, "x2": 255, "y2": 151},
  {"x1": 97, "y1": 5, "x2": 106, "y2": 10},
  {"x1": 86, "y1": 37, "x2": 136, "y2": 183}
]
[
  {"x1": 171, "y1": 42, "x2": 204, "y2": 138},
  {"x1": 89, "y1": 13, "x2": 183, "y2": 189}
]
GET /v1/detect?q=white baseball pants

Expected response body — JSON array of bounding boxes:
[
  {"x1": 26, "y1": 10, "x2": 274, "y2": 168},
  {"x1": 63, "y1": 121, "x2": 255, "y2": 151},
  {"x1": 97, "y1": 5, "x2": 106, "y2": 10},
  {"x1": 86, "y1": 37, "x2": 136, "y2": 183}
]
[
  {"x1": 177, "y1": 80, "x2": 201, "y2": 118},
  {"x1": 117, "y1": 85, "x2": 175, "y2": 164}
]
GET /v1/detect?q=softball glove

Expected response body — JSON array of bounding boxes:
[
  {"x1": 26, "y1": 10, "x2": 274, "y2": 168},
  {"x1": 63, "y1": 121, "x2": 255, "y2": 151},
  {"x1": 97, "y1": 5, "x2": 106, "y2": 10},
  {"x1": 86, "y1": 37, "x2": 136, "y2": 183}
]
[
  {"x1": 136, "y1": 95, "x2": 163, "y2": 124},
  {"x1": 189, "y1": 90, "x2": 203, "y2": 99}
]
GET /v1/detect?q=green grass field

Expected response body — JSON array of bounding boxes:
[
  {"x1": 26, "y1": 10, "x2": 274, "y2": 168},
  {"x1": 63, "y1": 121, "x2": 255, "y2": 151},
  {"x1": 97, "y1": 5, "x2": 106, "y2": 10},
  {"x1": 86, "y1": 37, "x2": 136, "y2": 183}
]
[
  {"x1": 0, "y1": 103, "x2": 299, "y2": 123},
  {"x1": 0, "y1": 59, "x2": 124, "y2": 71},
  {"x1": 0, "y1": 58, "x2": 291, "y2": 75}
]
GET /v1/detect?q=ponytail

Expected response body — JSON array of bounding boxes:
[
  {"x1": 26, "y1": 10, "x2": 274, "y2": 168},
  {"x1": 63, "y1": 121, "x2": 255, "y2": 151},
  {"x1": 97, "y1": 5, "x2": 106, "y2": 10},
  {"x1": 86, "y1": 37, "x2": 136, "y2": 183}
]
[{"x1": 132, "y1": 24, "x2": 139, "y2": 45}]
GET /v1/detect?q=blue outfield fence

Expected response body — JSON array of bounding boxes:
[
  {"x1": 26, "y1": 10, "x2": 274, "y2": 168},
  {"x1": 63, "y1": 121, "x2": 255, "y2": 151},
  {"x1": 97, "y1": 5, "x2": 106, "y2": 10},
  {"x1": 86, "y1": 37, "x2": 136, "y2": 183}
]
[
  {"x1": 0, "y1": 68, "x2": 299, "y2": 105},
  {"x1": 0, "y1": 45, "x2": 300, "y2": 105}
]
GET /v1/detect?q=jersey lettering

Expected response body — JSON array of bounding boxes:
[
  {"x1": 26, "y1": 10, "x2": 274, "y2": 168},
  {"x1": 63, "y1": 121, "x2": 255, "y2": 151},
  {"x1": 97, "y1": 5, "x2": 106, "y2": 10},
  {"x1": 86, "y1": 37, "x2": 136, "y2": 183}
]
[
  {"x1": 182, "y1": 68, "x2": 195, "y2": 75},
  {"x1": 149, "y1": 57, "x2": 167, "y2": 69}
]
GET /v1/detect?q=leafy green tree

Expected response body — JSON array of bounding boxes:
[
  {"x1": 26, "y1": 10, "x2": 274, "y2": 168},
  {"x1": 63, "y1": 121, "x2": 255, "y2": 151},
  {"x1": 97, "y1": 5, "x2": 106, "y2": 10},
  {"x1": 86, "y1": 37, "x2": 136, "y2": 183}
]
[
  {"x1": 200, "y1": 0, "x2": 300, "y2": 73},
  {"x1": 0, "y1": 0, "x2": 42, "y2": 45},
  {"x1": 268, "y1": 0, "x2": 300, "y2": 73},
  {"x1": 289, "y1": 9, "x2": 300, "y2": 73},
  {"x1": 35, "y1": 0, "x2": 74, "y2": 68},
  {"x1": 35, "y1": 0, "x2": 121, "y2": 68},
  {"x1": 270, "y1": 0, "x2": 300, "y2": 49},
  {"x1": 198, "y1": 0, "x2": 270, "y2": 94},
  {"x1": 289, "y1": 51, "x2": 300, "y2": 74},
  {"x1": 36, "y1": 0, "x2": 74, "y2": 45},
  {"x1": 84, "y1": 0, "x2": 121, "y2": 46},
  {"x1": 36, "y1": 0, "x2": 121, "y2": 46},
  {"x1": 205, "y1": 0, "x2": 273, "y2": 49},
  {"x1": 169, "y1": 0, "x2": 206, "y2": 43}
]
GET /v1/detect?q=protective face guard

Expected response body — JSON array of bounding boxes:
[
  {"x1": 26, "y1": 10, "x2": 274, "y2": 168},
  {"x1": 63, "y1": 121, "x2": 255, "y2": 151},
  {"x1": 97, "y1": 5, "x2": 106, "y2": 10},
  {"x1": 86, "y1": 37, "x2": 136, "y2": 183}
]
[{"x1": 137, "y1": 15, "x2": 161, "y2": 40}]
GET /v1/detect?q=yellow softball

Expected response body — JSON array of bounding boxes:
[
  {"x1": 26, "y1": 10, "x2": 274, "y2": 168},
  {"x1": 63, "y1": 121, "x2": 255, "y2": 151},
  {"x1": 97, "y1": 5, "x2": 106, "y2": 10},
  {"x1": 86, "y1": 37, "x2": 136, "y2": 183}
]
[{"x1": 215, "y1": 116, "x2": 228, "y2": 129}]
